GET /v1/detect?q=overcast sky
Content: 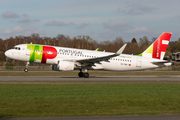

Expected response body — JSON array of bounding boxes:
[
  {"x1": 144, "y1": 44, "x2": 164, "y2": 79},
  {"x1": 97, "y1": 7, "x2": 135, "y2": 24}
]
[{"x1": 0, "y1": 0, "x2": 180, "y2": 42}]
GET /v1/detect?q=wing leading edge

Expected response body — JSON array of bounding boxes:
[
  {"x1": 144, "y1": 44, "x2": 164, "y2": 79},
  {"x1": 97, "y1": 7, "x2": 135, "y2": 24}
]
[{"x1": 70, "y1": 43, "x2": 127, "y2": 65}]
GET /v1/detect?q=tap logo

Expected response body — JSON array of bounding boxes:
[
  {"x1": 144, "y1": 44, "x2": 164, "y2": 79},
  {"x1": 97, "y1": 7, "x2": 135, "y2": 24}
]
[
  {"x1": 27, "y1": 45, "x2": 57, "y2": 63},
  {"x1": 138, "y1": 32, "x2": 172, "y2": 60}
]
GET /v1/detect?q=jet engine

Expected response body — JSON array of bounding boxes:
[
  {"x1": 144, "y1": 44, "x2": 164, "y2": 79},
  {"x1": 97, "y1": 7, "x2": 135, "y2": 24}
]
[{"x1": 52, "y1": 60, "x2": 75, "y2": 71}]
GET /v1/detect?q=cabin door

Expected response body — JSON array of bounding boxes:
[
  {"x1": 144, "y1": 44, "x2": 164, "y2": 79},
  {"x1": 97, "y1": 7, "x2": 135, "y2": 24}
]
[{"x1": 136, "y1": 57, "x2": 142, "y2": 67}]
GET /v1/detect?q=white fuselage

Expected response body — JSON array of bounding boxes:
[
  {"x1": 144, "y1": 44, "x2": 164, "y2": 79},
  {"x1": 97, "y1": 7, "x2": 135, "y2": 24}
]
[{"x1": 5, "y1": 44, "x2": 171, "y2": 71}]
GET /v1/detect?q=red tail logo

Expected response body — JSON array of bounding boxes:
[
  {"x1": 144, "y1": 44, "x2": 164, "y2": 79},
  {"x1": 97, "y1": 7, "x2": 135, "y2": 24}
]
[{"x1": 152, "y1": 32, "x2": 172, "y2": 59}]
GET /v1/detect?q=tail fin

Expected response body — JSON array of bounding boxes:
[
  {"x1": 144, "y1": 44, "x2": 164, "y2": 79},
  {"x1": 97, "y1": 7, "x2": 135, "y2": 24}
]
[{"x1": 138, "y1": 32, "x2": 172, "y2": 60}]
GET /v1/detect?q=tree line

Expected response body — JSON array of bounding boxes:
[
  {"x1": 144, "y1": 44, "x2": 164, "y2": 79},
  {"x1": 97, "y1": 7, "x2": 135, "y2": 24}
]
[{"x1": 0, "y1": 33, "x2": 180, "y2": 66}]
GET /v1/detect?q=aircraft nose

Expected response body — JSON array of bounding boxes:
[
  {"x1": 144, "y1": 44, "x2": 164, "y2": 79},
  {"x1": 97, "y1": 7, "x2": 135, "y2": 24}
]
[{"x1": 5, "y1": 50, "x2": 11, "y2": 58}]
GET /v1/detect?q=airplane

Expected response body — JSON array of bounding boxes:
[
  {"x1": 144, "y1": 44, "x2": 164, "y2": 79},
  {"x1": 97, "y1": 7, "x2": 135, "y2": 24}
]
[{"x1": 5, "y1": 32, "x2": 172, "y2": 78}]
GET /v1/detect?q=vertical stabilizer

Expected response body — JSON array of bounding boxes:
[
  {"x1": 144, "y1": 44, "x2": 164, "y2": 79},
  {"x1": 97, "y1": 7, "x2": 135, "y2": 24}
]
[{"x1": 138, "y1": 32, "x2": 172, "y2": 60}]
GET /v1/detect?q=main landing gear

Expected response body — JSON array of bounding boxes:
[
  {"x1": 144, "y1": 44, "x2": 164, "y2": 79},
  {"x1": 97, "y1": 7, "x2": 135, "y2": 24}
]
[
  {"x1": 78, "y1": 69, "x2": 89, "y2": 78},
  {"x1": 24, "y1": 62, "x2": 29, "y2": 72}
]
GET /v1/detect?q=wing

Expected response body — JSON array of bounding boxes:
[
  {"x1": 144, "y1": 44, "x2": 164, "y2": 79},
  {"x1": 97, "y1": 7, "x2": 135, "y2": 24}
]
[{"x1": 67, "y1": 44, "x2": 127, "y2": 66}]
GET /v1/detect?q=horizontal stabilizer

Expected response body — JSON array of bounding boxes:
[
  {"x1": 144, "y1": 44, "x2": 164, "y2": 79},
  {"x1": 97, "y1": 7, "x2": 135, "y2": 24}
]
[{"x1": 151, "y1": 61, "x2": 172, "y2": 66}]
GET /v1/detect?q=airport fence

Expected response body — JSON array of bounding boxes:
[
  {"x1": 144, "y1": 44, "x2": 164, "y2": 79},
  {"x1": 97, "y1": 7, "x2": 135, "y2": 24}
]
[{"x1": 0, "y1": 66, "x2": 52, "y2": 71}]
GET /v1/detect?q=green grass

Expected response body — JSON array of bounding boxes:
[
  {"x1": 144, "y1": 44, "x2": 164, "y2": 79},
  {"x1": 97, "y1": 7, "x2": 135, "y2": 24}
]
[
  {"x1": 0, "y1": 82, "x2": 180, "y2": 118},
  {"x1": 0, "y1": 71, "x2": 180, "y2": 76}
]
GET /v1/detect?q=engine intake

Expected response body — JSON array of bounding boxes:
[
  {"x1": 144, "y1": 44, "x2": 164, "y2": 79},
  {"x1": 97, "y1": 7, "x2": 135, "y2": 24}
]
[{"x1": 52, "y1": 60, "x2": 75, "y2": 71}]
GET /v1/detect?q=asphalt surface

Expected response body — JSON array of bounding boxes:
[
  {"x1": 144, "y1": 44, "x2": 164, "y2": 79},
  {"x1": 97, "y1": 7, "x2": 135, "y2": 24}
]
[
  {"x1": 0, "y1": 75, "x2": 180, "y2": 120},
  {"x1": 1, "y1": 115, "x2": 180, "y2": 120},
  {"x1": 0, "y1": 75, "x2": 180, "y2": 82}
]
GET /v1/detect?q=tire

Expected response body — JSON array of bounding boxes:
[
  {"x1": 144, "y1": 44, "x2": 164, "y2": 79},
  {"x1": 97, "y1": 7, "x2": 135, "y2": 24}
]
[
  {"x1": 84, "y1": 73, "x2": 89, "y2": 78},
  {"x1": 78, "y1": 72, "x2": 84, "y2": 77},
  {"x1": 24, "y1": 68, "x2": 28, "y2": 72}
]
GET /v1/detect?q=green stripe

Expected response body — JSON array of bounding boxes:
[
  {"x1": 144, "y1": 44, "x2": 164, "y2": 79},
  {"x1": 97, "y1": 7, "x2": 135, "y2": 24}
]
[{"x1": 27, "y1": 45, "x2": 43, "y2": 62}]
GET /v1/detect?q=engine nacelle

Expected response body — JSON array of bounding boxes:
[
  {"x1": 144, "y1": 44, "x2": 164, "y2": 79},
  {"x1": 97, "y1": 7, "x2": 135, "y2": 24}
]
[{"x1": 52, "y1": 60, "x2": 75, "y2": 71}]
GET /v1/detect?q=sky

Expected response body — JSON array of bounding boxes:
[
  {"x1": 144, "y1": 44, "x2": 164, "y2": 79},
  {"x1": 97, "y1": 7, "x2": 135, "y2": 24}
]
[{"x1": 0, "y1": 0, "x2": 180, "y2": 42}]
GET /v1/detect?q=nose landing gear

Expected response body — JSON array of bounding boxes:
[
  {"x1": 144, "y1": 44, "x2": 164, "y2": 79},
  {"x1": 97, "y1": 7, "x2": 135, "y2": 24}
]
[{"x1": 24, "y1": 62, "x2": 29, "y2": 72}]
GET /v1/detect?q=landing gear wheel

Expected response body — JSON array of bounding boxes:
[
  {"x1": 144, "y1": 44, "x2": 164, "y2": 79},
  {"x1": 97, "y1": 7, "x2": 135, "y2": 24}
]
[
  {"x1": 24, "y1": 68, "x2": 28, "y2": 72},
  {"x1": 24, "y1": 62, "x2": 29, "y2": 72},
  {"x1": 84, "y1": 73, "x2": 89, "y2": 78},
  {"x1": 78, "y1": 72, "x2": 84, "y2": 77}
]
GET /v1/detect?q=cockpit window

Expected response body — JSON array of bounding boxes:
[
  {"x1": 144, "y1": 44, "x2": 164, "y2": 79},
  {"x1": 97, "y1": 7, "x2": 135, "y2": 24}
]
[{"x1": 12, "y1": 47, "x2": 21, "y2": 50}]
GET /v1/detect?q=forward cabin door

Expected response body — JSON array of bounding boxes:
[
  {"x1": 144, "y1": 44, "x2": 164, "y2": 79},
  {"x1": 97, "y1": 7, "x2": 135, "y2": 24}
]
[
  {"x1": 26, "y1": 47, "x2": 31, "y2": 56},
  {"x1": 136, "y1": 57, "x2": 142, "y2": 67}
]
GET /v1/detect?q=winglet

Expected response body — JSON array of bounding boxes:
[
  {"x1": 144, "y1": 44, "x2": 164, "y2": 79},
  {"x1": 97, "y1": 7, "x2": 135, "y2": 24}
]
[
  {"x1": 116, "y1": 44, "x2": 127, "y2": 55},
  {"x1": 95, "y1": 48, "x2": 99, "y2": 51}
]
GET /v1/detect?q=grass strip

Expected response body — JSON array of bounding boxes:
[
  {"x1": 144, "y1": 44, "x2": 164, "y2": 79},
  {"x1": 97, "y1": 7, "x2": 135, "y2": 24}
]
[{"x1": 0, "y1": 82, "x2": 180, "y2": 118}]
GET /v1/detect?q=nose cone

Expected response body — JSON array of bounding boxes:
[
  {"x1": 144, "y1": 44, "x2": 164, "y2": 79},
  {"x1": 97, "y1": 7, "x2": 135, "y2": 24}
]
[{"x1": 5, "y1": 50, "x2": 11, "y2": 58}]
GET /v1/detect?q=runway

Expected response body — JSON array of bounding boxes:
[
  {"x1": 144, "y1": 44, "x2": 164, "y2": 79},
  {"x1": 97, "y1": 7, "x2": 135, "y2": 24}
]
[
  {"x1": 0, "y1": 75, "x2": 180, "y2": 82},
  {"x1": 1, "y1": 115, "x2": 180, "y2": 120}
]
